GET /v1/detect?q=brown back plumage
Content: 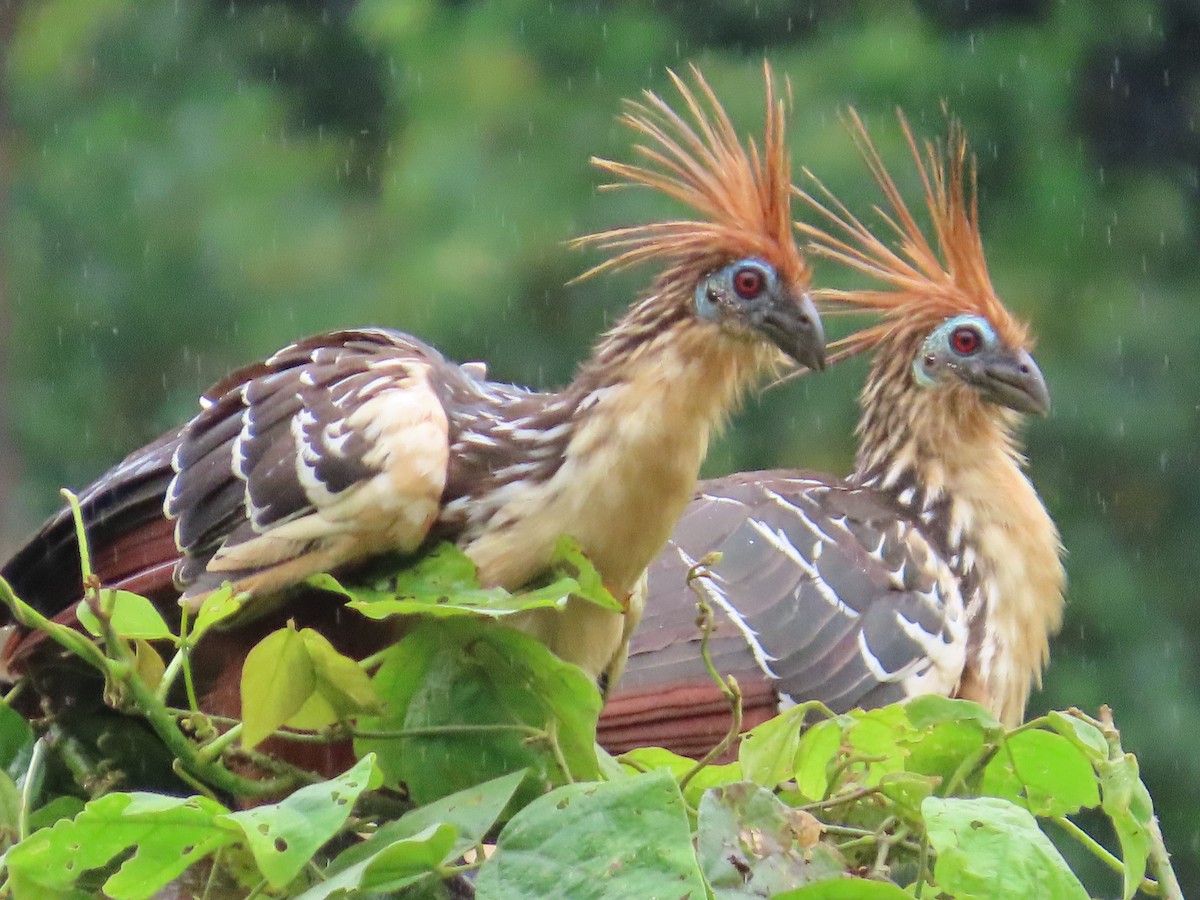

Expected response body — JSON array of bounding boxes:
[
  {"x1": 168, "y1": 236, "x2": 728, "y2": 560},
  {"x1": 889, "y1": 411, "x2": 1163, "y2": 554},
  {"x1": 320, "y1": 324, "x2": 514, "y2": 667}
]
[
  {"x1": 798, "y1": 109, "x2": 1029, "y2": 360},
  {"x1": 575, "y1": 63, "x2": 808, "y2": 291}
]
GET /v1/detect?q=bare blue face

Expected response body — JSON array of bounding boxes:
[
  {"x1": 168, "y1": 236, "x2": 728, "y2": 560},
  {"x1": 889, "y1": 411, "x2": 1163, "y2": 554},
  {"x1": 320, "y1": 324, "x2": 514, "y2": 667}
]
[
  {"x1": 694, "y1": 257, "x2": 826, "y2": 371},
  {"x1": 912, "y1": 314, "x2": 1050, "y2": 415}
]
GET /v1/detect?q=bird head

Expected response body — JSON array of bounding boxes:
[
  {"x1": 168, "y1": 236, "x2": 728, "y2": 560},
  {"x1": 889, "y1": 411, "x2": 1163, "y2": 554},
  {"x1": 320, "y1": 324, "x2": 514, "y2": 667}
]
[
  {"x1": 911, "y1": 314, "x2": 1048, "y2": 416},
  {"x1": 575, "y1": 64, "x2": 825, "y2": 373},
  {"x1": 798, "y1": 110, "x2": 1048, "y2": 417}
]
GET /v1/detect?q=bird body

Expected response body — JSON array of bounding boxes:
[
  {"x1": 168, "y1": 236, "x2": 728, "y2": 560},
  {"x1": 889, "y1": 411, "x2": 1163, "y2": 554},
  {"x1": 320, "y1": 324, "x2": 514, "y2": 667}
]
[
  {"x1": 1, "y1": 68, "x2": 824, "y2": 705},
  {"x1": 600, "y1": 112, "x2": 1064, "y2": 756}
]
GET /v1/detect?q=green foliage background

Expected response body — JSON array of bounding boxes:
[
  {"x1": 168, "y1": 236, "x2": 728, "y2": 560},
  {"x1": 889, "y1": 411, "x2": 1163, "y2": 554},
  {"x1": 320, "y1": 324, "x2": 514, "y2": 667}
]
[{"x1": 0, "y1": 0, "x2": 1197, "y2": 892}]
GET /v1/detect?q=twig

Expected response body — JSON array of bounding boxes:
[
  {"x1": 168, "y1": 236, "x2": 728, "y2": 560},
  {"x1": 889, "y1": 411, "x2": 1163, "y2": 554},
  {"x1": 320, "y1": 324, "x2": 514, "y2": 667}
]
[
  {"x1": 678, "y1": 556, "x2": 744, "y2": 791},
  {"x1": 822, "y1": 751, "x2": 889, "y2": 800},
  {"x1": 797, "y1": 784, "x2": 883, "y2": 812},
  {"x1": 353, "y1": 723, "x2": 546, "y2": 740},
  {"x1": 17, "y1": 738, "x2": 47, "y2": 842},
  {"x1": 1073, "y1": 707, "x2": 1183, "y2": 900},
  {"x1": 1051, "y1": 815, "x2": 1159, "y2": 895},
  {"x1": 913, "y1": 832, "x2": 930, "y2": 898}
]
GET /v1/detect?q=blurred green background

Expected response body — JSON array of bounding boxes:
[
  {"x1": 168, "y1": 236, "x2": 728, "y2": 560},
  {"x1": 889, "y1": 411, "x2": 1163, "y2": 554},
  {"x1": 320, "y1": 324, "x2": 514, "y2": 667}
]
[{"x1": 0, "y1": 0, "x2": 1196, "y2": 892}]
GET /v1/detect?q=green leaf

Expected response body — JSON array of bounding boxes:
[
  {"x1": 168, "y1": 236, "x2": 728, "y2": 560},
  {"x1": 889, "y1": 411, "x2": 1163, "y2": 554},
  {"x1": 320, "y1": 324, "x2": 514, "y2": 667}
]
[
  {"x1": 793, "y1": 718, "x2": 843, "y2": 800},
  {"x1": 877, "y1": 771, "x2": 937, "y2": 820},
  {"x1": 189, "y1": 585, "x2": 243, "y2": 643},
  {"x1": 845, "y1": 705, "x2": 911, "y2": 784},
  {"x1": 346, "y1": 584, "x2": 574, "y2": 620},
  {"x1": 982, "y1": 729, "x2": 1100, "y2": 817},
  {"x1": 320, "y1": 540, "x2": 609, "y2": 620},
  {"x1": 1097, "y1": 751, "x2": 1154, "y2": 900},
  {"x1": 0, "y1": 769, "x2": 21, "y2": 847},
  {"x1": 356, "y1": 619, "x2": 601, "y2": 804},
  {"x1": 1045, "y1": 711, "x2": 1108, "y2": 762},
  {"x1": 219, "y1": 755, "x2": 383, "y2": 890},
  {"x1": 0, "y1": 699, "x2": 35, "y2": 781},
  {"x1": 906, "y1": 695, "x2": 1003, "y2": 735},
  {"x1": 738, "y1": 704, "x2": 812, "y2": 788},
  {"x1": 543, "y1": 535, "x2": 623, "y2": 611},
  {"x1": 901, "y1": 719, "x2": 987, "y2": 788},
  {"x1": 474, "y1": 770, "x2": 706, "y2": 899},
  {"x1": 279, "y1": 629, "x2": 382, "y2": 731},
  {"x1": 298, "y1": 822, "x2": 459, "y2": 899},
  {"x1": 301, "y1": 628, "x2": 382, "y2": 716},
  {"x1": 322, "y1": 768, "x2": 527, "y2": 891},
  {"x1": 618, "y1": 746, "x2": 696, "y2": 780},
  {"x1": 697, "y1": 781, "x2": 838, "y2": 898},
  {"x1": 131, "y1": 639, "x2": 166, "y2": 691},
  {"x1": 240, "y1": 623, "x2": 316, "y2": 749},
  {"x1": 773, "y1": 879, "x2": 914, "y2": 899},
  {"x1": 26, "y1": 795, "x2": 86, "y2": 834},
  {"x1": 76, "y1": 590, "x2": 173, "y2": 641},
  {"x1": 5, "y1": 792, "x2": 234, "y2": 900},
  {"x1": 619, "y1": 746, "x2": 742, "y2": 806},
  {"x1": 922, "y1": 796, "x2": 1089, "y2": 900}
]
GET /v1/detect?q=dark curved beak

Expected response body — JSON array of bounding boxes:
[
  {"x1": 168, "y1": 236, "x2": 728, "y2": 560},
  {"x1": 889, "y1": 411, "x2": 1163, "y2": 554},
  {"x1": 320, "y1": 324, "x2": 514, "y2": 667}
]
[
  {"x1": 756, "y1": 290, "x2": 826, "y2": 372},
  {"x1": 971, "y1": 346, "x2": 1050, "y2": 416}
]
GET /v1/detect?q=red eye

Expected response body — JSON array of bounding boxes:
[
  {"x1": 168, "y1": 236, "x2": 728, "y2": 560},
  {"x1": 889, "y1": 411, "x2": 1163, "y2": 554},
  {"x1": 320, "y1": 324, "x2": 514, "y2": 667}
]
[
  {"x1": 732, "y1": 267, "x2": 766, "y2": 299},
  {"x1": 950, "y1": 326, "x2": 982, "y2": 356}
]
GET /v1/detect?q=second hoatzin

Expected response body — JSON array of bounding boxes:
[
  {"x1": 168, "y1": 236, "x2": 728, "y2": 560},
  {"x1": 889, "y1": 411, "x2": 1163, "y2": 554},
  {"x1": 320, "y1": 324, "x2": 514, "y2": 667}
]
[
  {"x1": 600, "y1": 112, "x2": 1065, "y2": 758},
  {"x1": 0, "y1": 68, "x2": 824, "y2": 726}
]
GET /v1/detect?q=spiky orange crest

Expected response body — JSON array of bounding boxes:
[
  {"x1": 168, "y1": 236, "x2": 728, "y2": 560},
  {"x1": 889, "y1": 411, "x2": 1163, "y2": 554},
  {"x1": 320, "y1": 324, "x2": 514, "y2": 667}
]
[
  {"x1": 574, "y1": 63, "x2": 808, "y2": 291},
  {"x1": 797, "y1": 110, "x2": 1029, "y2": 363}
]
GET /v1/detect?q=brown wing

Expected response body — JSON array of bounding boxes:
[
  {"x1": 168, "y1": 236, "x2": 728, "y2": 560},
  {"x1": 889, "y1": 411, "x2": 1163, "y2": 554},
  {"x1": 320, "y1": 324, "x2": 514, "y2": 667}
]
[
  {"x1": 2, "y1": 429, "x2": 183, "y2": 619},
  {"x1": 599, "y1": 470, "x2": 968, "y2": 757},
  {"x1": 163, "y1": 328, "x2": 454, "y2": 608}
]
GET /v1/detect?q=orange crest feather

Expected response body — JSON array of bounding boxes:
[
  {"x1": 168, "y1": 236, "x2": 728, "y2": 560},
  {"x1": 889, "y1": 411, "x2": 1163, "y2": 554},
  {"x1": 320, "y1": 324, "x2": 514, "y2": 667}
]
[
  {"x1": 574, "y1": 63, "x2": 808, "y2": 290},
  {"x1": 797, "y1": 109, "x2": 1029, "y2": 362}
]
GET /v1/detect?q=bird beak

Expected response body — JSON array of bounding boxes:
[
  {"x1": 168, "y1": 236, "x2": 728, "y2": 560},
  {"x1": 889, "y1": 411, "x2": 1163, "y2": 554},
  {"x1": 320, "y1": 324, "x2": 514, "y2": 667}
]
[
  {"x1": 973, "y1": 346, "x2": 1050, "y2": 416},
  {"x1": 756, "y1": 290, "x2": 826, "y2": 372}
]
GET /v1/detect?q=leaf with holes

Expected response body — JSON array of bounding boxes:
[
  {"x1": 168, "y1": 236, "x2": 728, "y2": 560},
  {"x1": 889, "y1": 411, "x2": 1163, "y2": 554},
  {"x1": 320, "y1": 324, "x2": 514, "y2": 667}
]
[
  {"x1": 356, "y1": 619, "x2": 601, "y2": 805},
  {"x1": 240, "y1": 621, "x2": 316, "y2": 749},
  {"x1": 697, "y1": 781, "x2": 841, "y2": 899},
  {"x1": 922, "y1": 796, "x2": 1089, "y2": 900},
  {"x1": 219, "y1": 755, "x2": 384, "y2": 890},
  {"x1": 982, "y1": 729, "x2": 1100, "y2": 817},
  {"x1": 76, "y1": 590, "x2": 174, "y2": 641},
  {"x1": 4, "y1": 792, "x2": 234, "y2": 900},
  {"x1": 474, "y1": 770, "x2": 706, "y2": 899}
]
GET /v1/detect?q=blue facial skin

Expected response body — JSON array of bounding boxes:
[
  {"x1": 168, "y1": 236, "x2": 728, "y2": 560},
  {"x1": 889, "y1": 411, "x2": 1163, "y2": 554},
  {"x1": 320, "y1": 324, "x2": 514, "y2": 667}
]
[
  {"x1": 912, "y1": 314, "x2": 996, "y2": 388},
  {"x1": 694, "y1": 257, "x2": 779, "y2": 323},
  {"x1": 912, "y1": 313, "x2": 1051, "y2": 415},
  {"x1": 691, "y1": 257, "x2": 826, "y2": 371}
]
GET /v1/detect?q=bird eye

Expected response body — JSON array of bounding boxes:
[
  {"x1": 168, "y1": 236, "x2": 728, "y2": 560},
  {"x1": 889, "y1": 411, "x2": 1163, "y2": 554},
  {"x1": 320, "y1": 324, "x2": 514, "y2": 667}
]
[
  {"x1": 732, "y1": 266, "x2": 766, "y2": 300},
  {"x1": 950, "y1": 326, "x2": 983, "y2": 356}
]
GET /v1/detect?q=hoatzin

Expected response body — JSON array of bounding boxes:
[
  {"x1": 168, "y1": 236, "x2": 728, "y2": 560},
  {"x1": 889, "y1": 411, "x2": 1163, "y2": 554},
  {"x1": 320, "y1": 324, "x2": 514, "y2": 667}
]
[
  {"x1": 599, "y1": 112, "x2": 1065, "y2": 758},
  {"x1": 0, "y1": 69, "x2": 824, "y2": 742}
]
